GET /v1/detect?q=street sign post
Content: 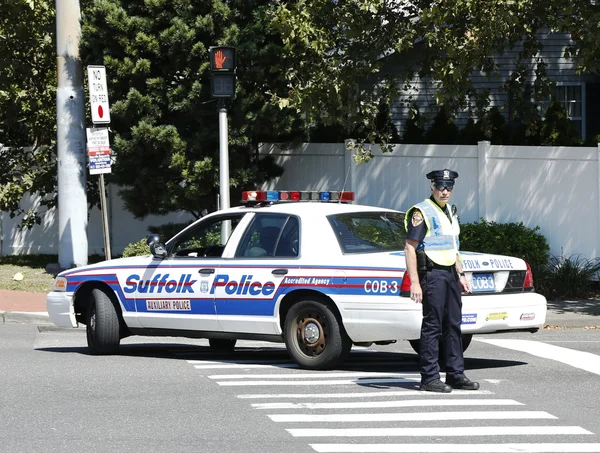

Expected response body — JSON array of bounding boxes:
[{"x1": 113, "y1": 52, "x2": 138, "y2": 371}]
[
  {"x1": 85, "y1": 126, "x2": 112, "y2": 260},
  {"x1": 87, "y1": 65, "x2": 111, "y2": 124}
]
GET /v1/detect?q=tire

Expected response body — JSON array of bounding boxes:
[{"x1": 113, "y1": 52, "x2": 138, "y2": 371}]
[
  {"x1": 409, "y1": 333, "x2": 473, "y2": 355},
  {"x1": 209, "y1": 338, "x2": 237, "y2": 351},
  {"x1": 86, "y1": 288, "x2": 121, "y2": 355},
  {"x1": 284, "y1": 300, "x2": 351, "y2": 370}
]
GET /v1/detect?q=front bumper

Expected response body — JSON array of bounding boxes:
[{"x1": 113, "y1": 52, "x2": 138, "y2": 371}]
[{"x1": 46, "y1": 292, "x2": 77, "y2": 328}]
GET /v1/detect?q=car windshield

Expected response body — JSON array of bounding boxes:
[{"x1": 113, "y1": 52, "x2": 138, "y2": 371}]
[{"x1": 327, "y1": 211, "x2": 407, "y2": 254}]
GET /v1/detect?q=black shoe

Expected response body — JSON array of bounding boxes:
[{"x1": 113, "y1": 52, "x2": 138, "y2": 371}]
[
  {"x1": 446, "y1": 376, "x2": 480, "y2": 390},
  {"x1": 420, "y1": 379, "x2": 452, "y2": 393}
]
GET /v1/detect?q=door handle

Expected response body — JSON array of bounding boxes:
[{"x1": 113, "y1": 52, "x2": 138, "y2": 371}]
[
  {"x1": 272, "y1": 268, "x2": 288, "y2": 276},
  {"x1": 199, "y1": 268, "x2": 216, "y2": 275}
]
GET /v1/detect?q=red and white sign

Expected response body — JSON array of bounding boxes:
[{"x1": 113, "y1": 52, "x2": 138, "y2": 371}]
[
  {"x1": 87, "y1": 65, "x2": 111, "y2": 124},
  {"x1": 86, "y1": 127, "x2": 112, "y2": 175}
]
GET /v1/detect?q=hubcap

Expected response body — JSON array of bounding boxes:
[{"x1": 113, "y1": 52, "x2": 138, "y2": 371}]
[
  {"x1": 304, "y1": 322, "x2": 320, "y2": 344},
  {"x1": 296, "y1": 312, "x2": 327, "y2": 357}
]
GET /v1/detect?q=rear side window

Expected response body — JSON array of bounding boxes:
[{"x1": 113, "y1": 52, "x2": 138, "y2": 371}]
[{"x1": 327, "y1": 212, "x2": 406, "y2": 254}]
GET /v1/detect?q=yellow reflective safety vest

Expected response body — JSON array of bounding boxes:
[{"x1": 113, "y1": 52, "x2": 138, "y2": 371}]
[{"x1": 405, "y1": 198, "x2": 460, "y2": 266}]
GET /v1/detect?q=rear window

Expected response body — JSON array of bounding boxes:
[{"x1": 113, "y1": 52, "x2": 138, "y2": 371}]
[{"x1": 327, "y1": 212, "x2": 407, "y2": 254}]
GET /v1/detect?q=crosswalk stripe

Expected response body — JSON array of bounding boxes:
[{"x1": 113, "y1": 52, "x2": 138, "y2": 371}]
[
  {"x1": 268, "y1": 411, "x2": 556, "y2": 423},
  {"x1": 216, "y1": 378, "x2": 418, "y2": 386},
  {"x1": 252, "y1": 399, "x2": 523, "y2": 410},
  {"x1": 309, "y1": 443, "x2": 600, "y2": 452},
  {"x1": 238, "y1": 389, "x2": 496, "y2": 399},
  {"x1": 288, "y1": 425, "x2": 593, "y2": 437},
  {"x1": 208, "y1": 371, "x2": 422, "y2": 379},
  {"x1": 478, "y1": 339, "x2": 600, "y2": 376}
]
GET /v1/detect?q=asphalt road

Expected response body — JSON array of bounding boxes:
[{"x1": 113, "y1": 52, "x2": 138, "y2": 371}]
[{"x1": 2, "y1": 323, "x2": 600, "y2": 453}]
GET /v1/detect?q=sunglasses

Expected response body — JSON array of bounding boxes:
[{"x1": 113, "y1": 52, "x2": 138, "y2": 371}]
[{"x1": 433, "y1": 183, "x2": 454, "y2": 192}]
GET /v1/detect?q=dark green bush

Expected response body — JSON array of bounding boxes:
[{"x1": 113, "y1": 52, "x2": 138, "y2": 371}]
[
  {"x1": 540, "y1": 101, "x2": 582, "y2": 146},
  {"x1": 122, "y1": 238, "x2": 150, "y2": 258},
  {"x1": 460, "y1": 219, "x2": 550, "y2": 273},
  {"x1": 535, "y1": 255, "x2": 600, "y2": 300},
  {"x1": 424, "y1": 106, "x2": 458, "y2": 144}
]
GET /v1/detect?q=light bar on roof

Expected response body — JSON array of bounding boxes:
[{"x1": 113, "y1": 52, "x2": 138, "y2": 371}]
[{"x1": 241, "y1": 190, "x2": 354, "y2": 204}]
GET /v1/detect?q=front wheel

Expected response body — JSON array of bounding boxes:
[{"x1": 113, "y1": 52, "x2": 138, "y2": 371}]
[
  {"x1": 409, "y1": 333, "x2": 473, "y2": 355},
  {"x1": 284, "y1": 300, "x2": 351, "y2": 370},
  {"x1": 86, "y1": 288, "x2": 121, "y2": 355}
]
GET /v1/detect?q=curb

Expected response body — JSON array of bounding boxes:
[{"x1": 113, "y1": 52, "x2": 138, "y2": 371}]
[{"x1": 0, "y1": 311, "x2": 51, "y2": 324}]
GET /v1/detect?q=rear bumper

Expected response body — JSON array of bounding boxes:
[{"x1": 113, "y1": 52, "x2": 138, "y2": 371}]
[
  {"x1": 338, "y1": 291, "x2": 546, "y2": 342},
  {"x1": 460, "y1": 291, "x2": 547, "y2": 334},
  {"x1": 46, "y1": 292, "x2": 77, "y2": 328}
]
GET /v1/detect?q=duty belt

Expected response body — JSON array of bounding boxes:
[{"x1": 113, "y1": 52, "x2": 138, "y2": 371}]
[{"x1": 417, "y1": 251, "x2": 455, "y2": 272}]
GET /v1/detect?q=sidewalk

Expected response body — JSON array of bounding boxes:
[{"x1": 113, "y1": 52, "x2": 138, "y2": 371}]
[{"x1": 1, "y1": 289, "x2": 599, "y2": 328}]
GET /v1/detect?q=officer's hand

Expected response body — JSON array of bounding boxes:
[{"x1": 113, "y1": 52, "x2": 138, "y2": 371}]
[
  {"x1": 459, "y1": 275, "x2": 471, "y2": 294},
  {"x1": 410, "y1": 281, "x2": 423, "y2": 304}
]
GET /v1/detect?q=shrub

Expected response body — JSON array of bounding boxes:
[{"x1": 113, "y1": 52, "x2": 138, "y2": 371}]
[
  {"x1": 460, "y1": 219, "x2": 550, "y2": 273},
  {"x1": 535, "y1": 255, "x2": 600, "y2": 300},
  {"x1": 540, "y1": 101, "x2": 582, "y2": 146},
  {"x1": 424, "y1": 106, "x2": 458, "y2": 144},
  {"x1": 122, "y1": 238, "x2": 150, "y2": 257}
]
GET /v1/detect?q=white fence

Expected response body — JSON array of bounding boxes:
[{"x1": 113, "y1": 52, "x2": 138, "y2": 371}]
[
  {"x1": 260, "y1": 141, "x2": 600, "y2": 261},
  {"x1": 0, "y1": 184, "x2": 195, "y2": 257},
  {"x1": 2, "y1": 141, "x2": 599, "y2": 261}
]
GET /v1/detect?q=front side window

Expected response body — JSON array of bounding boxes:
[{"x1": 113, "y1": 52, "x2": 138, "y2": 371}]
[
  {"x1": 328, "y1": 212, "x2": 406, "y2": 254},
  {"x1": 236, "y1": 214, "x2": 299, "y2": 258},
  {"x1": 169, "y1": 215, "x2": 243, "y2": 258}
]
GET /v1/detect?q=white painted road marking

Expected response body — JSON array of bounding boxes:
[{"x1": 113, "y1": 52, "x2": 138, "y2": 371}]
[
  {"x1": 238, "y1": 389, "x2": 496, "y2": 399},
  {"x1": 252, "y1": 399, "x2": 523, "y2": 410},
  {"x1": 215, "y1": 378, "x2": 418, "y2": 386},
  {"x1": 288, "y1": 425, "x2": 592, "y2": 437},
  {"x1": 478, "y1": 339, "x2": 600, "y2": 376},
  {"x1": 269, "y1": 410, "x2": 556, "y2": 423},
  {"x1": 309, "y1": 443, "x2": 600, "y2": 452},
  {"x1": 208, "y1": 371, "x2": 422, "y2": 379}
]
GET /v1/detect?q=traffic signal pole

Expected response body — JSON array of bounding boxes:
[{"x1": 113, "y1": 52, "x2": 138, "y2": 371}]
[
  {"x1": 218, "y1": 99, "x2": 230, "y2": 211},
  {"x1": 56, "y1": 0, "x2": 88, "y2": 268}
]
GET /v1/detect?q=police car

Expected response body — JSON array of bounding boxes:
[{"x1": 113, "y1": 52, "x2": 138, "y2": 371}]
[{"x1": 47, "y1": 190, "x2": 547, "y2": 369}]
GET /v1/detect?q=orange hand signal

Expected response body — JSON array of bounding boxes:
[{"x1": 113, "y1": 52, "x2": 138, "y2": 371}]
[{"x1": 215, "y1": 50, "x2": 227, "y2": 69}]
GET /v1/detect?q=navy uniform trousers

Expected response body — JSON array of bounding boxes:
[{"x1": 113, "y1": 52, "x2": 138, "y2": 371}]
[{"x1": 418, "y1": 266, "x2": 465, "y2": 384}]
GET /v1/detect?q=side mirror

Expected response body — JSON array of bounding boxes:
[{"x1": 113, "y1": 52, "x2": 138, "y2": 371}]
[{"x1": 146, "y1": 234, "x2": 167, "y2": 260}]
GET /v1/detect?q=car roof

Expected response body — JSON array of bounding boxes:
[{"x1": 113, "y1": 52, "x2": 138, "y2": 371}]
[{"x1": 219, "y1": 202, "x2": 402, "y2": 217}]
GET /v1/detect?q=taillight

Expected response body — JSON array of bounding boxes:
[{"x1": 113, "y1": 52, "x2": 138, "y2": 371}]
[
  {"x1": 524, "y1": 262, "x2": 534, "y2": 289},
  {"x1": 400, "y1": 271, "x2": 411, "y2": 296}
]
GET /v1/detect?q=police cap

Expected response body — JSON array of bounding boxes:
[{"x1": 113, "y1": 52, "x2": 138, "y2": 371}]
[{"x1": 426, "y1": 169, "x2": 459, "y2": 187}]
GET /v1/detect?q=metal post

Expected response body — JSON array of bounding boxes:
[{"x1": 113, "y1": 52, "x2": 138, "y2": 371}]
[
  {"x1": 56, "y1": 0, "x2": 88, "y2": 268},
  {"x1": 99, "y1": 174, "x2": 111, "y2": 260},
  {"x1": 218, "y1": 99, "x2": 230, "y2": 210},
  {"x1": 218, "y1": 99, "x2": 231, "y2": 243}
]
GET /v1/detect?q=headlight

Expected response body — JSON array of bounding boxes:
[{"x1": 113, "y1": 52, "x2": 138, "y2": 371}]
[{"x1": 53, "y1": 277, "x2": 68, "y2": 292}]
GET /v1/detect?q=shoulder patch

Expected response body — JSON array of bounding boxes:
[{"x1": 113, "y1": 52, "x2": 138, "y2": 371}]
[{"x1": 411, "y1": 210, "x2": 424, "y2": 227}]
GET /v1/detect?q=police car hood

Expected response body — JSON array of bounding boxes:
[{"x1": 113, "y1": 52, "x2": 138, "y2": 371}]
[{"x1": 58, "y1": 255, "x2": 151, "y2": 277}]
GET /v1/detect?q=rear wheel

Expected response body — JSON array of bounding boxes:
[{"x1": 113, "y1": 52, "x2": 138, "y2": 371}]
[
  {"x1": 409, "y1": 333, "x2": 473, "y2": 355},
  {"x1": 86, "y1": 288, "x2": 120, "y2": 355},
  {"x1": 209, "y1": 338, "x2": 237, "y2": 351},
  {"x1": 284, "y1": 300, "x2": 351, "y2": 370}
]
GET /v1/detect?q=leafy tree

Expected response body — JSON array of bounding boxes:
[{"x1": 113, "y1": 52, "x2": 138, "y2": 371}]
[
  {"x1": 0, "y1": 0, "x2": 57, "y2": 228},
  {"x1": 401, "y1": 105, "x2": 425, "y2": 144},
  {"x1": 269, "y1": 0, "x2": 579, "y2": 161},
  {"x1": 540, "y1": 101, "x2": 582, "y2": 146},
  {"x1": 80, "y1": 0, "x2": 305, "y2": 219},
  {"x1": 424, "y1": 107, "x2": 458, "y2": 144}
]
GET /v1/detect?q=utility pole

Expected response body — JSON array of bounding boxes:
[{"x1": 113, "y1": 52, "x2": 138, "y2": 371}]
[{"x1": 56, "y1": 0, "x2": 88, "y2": 268}]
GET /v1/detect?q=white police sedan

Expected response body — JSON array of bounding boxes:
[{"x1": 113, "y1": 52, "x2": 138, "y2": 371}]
[{"x1": 47, "y1": 190, "x2": 547, "y2": 369}]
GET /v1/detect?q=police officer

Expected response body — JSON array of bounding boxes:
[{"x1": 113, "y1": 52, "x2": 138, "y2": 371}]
[{"x1": 404, "y1": 169, "x2": 480, "y2": 393}]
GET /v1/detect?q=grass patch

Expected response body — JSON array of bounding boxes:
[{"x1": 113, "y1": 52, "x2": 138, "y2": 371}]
[{"x1": 0, "y1": 254, "x2": 106, "y2": 293}]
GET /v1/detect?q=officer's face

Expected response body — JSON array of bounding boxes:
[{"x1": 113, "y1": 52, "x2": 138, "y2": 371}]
[{"x1": 431, "y1": 184, "x2": 453, "y2": 206}]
